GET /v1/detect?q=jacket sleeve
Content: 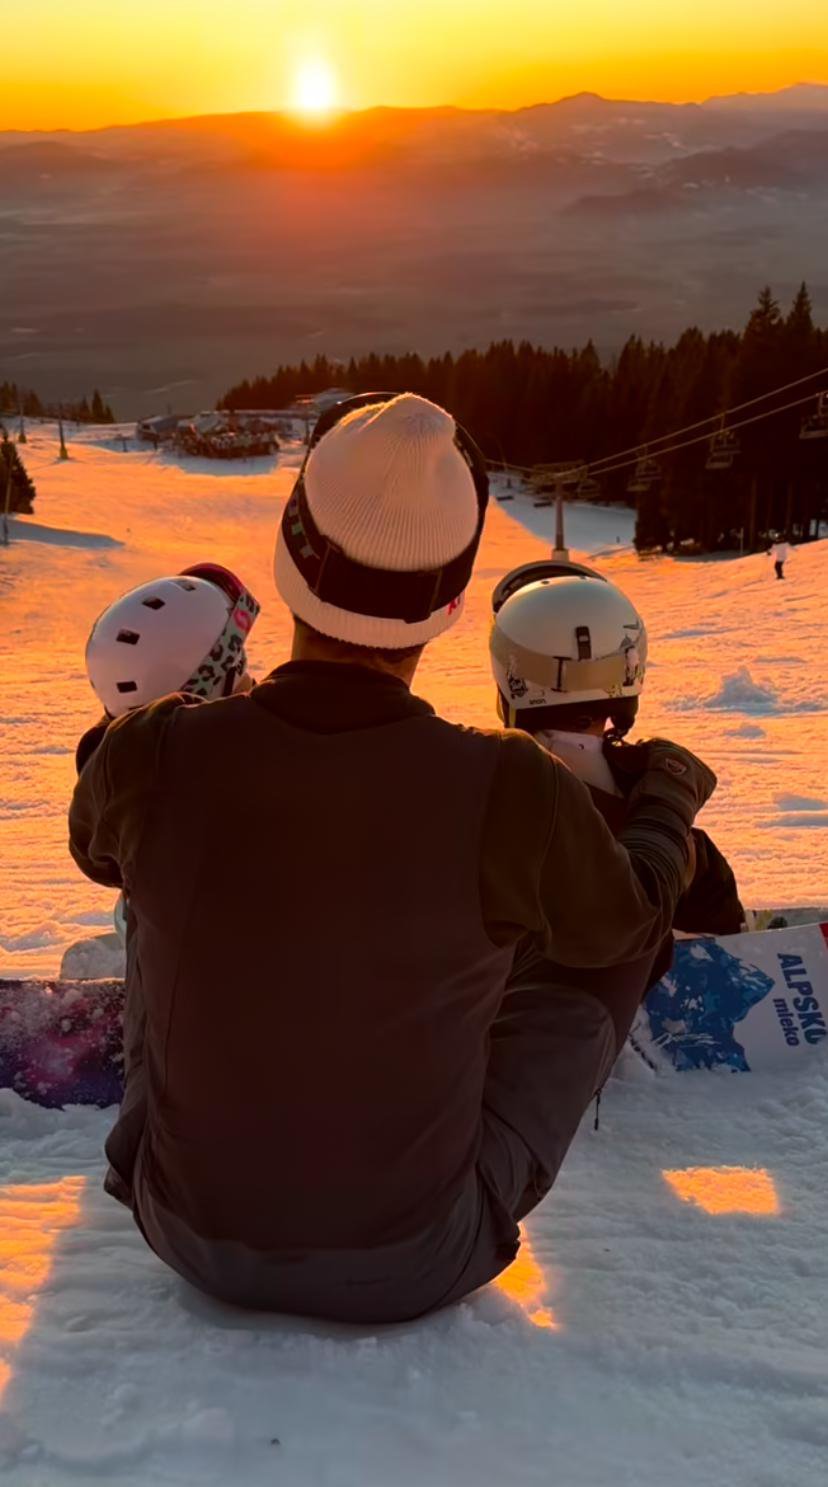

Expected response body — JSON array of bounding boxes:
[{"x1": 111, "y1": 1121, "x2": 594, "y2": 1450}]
[
  {"x1": 480, "y1": 731, "x2": 693, "y2": 968},
  {"x1": 673, "y1": 828, "x2": 745, "y2": 935},
  {"x1": 75, "y1": 717, "x2": 110, "y2": 774},
  {"x1": 68, "y1": 695, "x2": 192, "y2": 891}
]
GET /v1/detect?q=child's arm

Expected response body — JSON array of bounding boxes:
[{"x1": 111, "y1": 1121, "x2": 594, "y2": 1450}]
[
  {"x1": 75, "y1": 717, "x2": 110, "y2": 774},
  {"x1": 604, "y1": 736, "x2": 743, "y2": 936},
  {"x1": 673, "y1": 827, "x2": 745, "y2": 935},
  {"x1": 69, "y1": 694, "x2": 195, "y2": 890}
]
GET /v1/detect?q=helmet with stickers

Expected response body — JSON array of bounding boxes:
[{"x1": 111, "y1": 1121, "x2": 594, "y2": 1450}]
[
  {"x1": 489, "y1": 559, "x2": 647, "y2": 733},
  {"x1": 86, "y1": 563, "x2": 259, "y2": 718}
]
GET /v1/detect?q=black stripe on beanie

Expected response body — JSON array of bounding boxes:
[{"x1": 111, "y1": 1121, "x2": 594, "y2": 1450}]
[{"x1": 281, "y1": 417, "x2": 490, "y2": 624}]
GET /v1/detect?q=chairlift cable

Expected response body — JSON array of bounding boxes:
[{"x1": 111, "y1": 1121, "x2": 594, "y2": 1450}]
[
  {"x1": 583, "y1": 362, "x2": 828, "y2": 474},
  {"x1": 585, "y1": 387, "x2": 828, "y2": 481},
  {"x1": 488, "y1": 375, "x2": 828, "y2": 484}
]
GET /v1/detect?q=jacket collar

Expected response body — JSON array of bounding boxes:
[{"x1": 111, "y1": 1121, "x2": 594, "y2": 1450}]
[{"x1": 251, "y1": 661, "x2": 435, "y2": 734}]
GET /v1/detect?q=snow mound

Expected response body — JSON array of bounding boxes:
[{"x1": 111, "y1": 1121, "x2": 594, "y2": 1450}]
[
  {"x1": 708, "y1": 666, "x2": 779, "y2": 712},
  {"x1": 725, "y1": 722, "x2": 766, "y2": 738},
  {"x1": 775, "y1": 793, "x2": 828, "y2": 812},
  {"x1": 60, "y1": 933, "x2": 125, "y2": 981},
  {"x1": 770, "y1": 813, "x2": 828, "y2": 830},
  {"x1": 8, "y1": 517, "x2": 122, "y2": 550}
]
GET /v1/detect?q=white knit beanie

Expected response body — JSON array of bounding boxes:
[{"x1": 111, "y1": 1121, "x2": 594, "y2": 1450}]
[{"x1": 274, "y1": 394, "x2": 482, "y2": 647}]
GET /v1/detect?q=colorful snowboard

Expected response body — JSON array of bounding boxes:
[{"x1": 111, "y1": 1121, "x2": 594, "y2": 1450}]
[
  {"x1": 0, "y1": 978, "x2": 124, "y2": 1108},
  {"x1": 2, "y1": 923, "x2": 827, "y2": 1107},
  {"x1": 630, "y1": 921, "x2": 828, "y2": 1073}
]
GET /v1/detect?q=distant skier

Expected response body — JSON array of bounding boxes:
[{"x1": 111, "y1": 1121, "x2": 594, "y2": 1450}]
[
  {"x1": 769, "y1": 534, "x2": 791, "y2": 580},
  {"x1": 488, "y1": 563, "x2": 744, "y2": 1055},
  {"x1": 70, "y1": 393, "x2": 716, "y2": 1324}
]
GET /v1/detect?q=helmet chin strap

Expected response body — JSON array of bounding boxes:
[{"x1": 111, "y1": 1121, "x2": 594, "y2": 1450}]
[{"x1": 495, "y1": 692, "x2": 517, "y2": 729}]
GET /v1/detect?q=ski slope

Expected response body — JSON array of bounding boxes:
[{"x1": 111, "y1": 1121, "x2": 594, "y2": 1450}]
[{"x1": 1, "y1": 424, "x2": 827, "y2": 1486}]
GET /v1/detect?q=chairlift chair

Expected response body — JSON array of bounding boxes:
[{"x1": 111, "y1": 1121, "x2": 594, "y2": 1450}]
[
  {"x1": 706, "y1": 428, "x2": 740, "y2": 471},
  {"x1": 800, "y1": 390, "x2": 828, "y2": 441},
  {"x1": 530, "y1": 463, "x2": 584, "y2": 494},
  {"x1": 627, "y1": 456, "x2": 659, "y2": 495},
  {"x1": 530, "y1": 461, "x2": 585, "y2": 507}
]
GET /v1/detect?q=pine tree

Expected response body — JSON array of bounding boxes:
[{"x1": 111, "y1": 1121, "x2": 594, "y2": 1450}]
[
  {"x1": 0, "y1": 381, "x2": 18, "y2": 415},
  {"x1": 90, "y1": 388, "x2": 114, "y2": 422},
  {"x1": 1, "y1": 433, "x2": 36, "y2": 515},
  {"x1": 786, "y1": 282, "x2": 814, "y2": 340},
  {"x1": 22, "y1": 389, "x2": 44, "y2": 417},
  {"x1": 634, "y1": 480, "x2": 670, "y2": 552}
]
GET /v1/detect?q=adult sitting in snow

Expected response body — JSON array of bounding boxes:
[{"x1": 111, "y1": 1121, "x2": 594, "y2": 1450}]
[{"x1": 69, "y1": 393, "x2": 717, "y2": 1323}]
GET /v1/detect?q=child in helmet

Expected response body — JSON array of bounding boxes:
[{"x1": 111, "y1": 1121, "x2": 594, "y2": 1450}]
[
  {"x1": 490, "y1": 559, "x2": 743, "y2": 933},
  {"x1": 78, "y1": 562, "x2": 260, "y2": 942},
  {"x1": 489, "y1": 558, "x2": 743, "y2": 1060},
  {"x1": 84, "y1": 563, "x2": 259, "y2": 725}
]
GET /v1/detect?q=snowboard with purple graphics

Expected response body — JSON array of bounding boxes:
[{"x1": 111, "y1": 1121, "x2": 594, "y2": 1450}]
[
  {"x1": 0, "y1": 977, "x2": 124, "y2": 1108},
  {"x1": 2, "y1": 922, "x2": 827, "y2": 1107}
]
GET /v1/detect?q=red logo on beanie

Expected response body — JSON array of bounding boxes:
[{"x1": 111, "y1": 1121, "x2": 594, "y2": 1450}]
[{"x1": 447, "y1": 596, "x2": 462, "y2": 615}]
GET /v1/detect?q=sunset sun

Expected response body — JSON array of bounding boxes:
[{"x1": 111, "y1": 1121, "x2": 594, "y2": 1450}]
[{"x1": 291, "y1": 59, "x2": 340, "y2": 119}]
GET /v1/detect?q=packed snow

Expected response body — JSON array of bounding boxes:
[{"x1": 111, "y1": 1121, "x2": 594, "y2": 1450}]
[{"x1": 1, "y1": 424, "x2": 827, "y2": 1486}]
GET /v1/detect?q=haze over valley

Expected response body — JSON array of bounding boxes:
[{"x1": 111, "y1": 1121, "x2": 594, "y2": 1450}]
[{"x1": 4, "y1": 85, "x2": 828, "y2": 414}]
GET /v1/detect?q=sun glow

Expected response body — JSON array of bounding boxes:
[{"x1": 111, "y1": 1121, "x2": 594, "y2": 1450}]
[{"x1": 291, "y1": 58, "x2": 339, "y2": 120}]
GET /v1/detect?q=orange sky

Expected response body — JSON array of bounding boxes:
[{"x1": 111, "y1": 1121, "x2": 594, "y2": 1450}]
[{"x1": 7, "y1": 0, "x2": 828, "y2": 130}]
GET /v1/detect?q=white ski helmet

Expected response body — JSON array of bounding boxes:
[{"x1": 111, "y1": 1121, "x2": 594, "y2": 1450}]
[
  {"x1": 490, "y1": 560, "x2": 647, "y2": 728},
  {"x1": 86, "y1": 563, "x2": 260, "y2": 717}
]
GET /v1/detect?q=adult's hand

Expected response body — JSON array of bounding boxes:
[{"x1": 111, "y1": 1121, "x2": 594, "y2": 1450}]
[{"x1": 605, "y1": 736, "x2": 717, "y2": 822}]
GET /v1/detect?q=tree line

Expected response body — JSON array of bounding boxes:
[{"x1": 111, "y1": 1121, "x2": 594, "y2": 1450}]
[
  {"x1": 0, "y1": 383, "x2": 115, "y2": 424},
  {"x1": 220, "y1": 285, "x2": 828, "y2": 553}
]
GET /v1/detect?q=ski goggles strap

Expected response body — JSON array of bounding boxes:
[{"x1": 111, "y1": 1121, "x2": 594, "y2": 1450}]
[
  {"x1": 490, "y1": 625, "x2": 646, "y2": 695},
  {"x1": 179, "y1": 566, "x2": 261, "y2": 700},
  {"x1": 491, "y1": 559, "x2": 607, "y2": 615},
  {"x1": 282, "y1": 392, "x2": 490, "y2": 626},
  {"x1": 181, "y1": 562, "x2": 250, "y2": 606}
]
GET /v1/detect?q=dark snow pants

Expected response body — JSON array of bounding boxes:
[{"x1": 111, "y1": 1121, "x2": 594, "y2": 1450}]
[
  {"x1": 429, "y1": 939, "x2": 657, "y2": 1315},
  {"x1": 118, "y1": 940, "x2": 655, "y2": 1324},
  {"x1": 775, "y1": 561, "x2": 785, "y2": 579}
]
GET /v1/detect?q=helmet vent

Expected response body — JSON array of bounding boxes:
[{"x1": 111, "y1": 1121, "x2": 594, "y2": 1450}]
[
  {"x1": 575, "y1": 625, "x2": 592, "y2": 660},
  {"x1": 116, "y1": 629, "x2": 140, "y2": 645},
  {"x1": 173, "y1": 579, "x2": 198, "y2": 591},
  {"x1": 116, "y1": 680, "x2": 138, "y2": 694},
  {"x1": 142, "y1": 596, "x2": 165, "y2": 610}
]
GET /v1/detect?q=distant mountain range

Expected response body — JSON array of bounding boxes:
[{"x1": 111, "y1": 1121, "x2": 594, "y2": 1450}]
[
  {"x1": 5, "y1": 84, "x2": 828, "y2": 169},
  {"x1": 2, "y1": 86, "x2": 827, "y2": 415}
]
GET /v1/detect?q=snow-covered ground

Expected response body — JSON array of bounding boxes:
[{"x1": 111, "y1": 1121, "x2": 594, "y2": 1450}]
[{"x1": 1, "y1": 424, "x2": 827, "y2": 1485}]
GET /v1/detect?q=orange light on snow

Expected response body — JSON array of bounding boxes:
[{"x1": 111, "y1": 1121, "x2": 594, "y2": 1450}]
[
  {"x1": 493, "y1": 1225, "x2": 560, "y2": 1330},
  {"x1": 662, "y1": 1166, "x2": 780, "y2": 1217},
  {"x1": 0, "y1": 1178, "x2": 86, "y2": 1403}
]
